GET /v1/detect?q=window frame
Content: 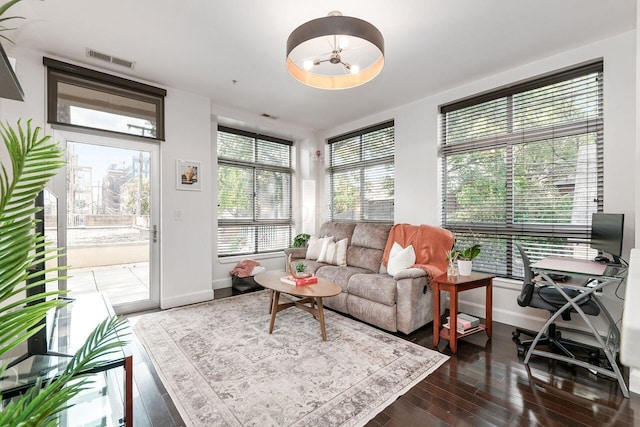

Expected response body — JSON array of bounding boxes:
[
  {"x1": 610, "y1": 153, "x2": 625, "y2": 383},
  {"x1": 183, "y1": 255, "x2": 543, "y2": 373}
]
[
  {"x1": 439, "y1": 61, "x2": 604, "y2": 277},
  {"x1": 327, "y1": 120, "x2": 395, "y2": 223},
  {"x1": 44, "y1": 57, "x2": 166, "y2": 141},
  {"x1": 217, "y1": 125, "x2": 293, "y2": 257}
]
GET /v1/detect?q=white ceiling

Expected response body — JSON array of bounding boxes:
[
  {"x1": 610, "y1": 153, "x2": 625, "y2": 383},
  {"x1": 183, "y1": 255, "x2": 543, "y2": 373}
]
[{"x1": 9, "y1": 0, "x2": 637, "y2": 132}]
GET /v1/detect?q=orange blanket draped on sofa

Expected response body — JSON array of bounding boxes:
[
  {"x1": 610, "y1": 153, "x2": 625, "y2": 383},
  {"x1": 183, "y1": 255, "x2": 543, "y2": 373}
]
[{"x1": 382, "y1": 224, "x2": 455, "y2": 278}]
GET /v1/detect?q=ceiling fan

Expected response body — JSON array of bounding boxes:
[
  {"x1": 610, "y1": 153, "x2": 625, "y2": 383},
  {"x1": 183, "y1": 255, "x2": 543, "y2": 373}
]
[{"x1": 302, "y1": 33, "x2": 361, "y2": 75}]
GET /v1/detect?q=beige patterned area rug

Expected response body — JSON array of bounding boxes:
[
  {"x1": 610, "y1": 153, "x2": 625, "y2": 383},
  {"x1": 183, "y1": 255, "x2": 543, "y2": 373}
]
[{"x1": 134, "y1": 290, "x2": 449, "y2": 427}]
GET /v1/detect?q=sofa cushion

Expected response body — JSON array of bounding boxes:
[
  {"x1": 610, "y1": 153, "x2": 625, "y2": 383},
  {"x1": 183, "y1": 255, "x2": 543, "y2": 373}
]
[
  {"x1": 316, "y1": 265, "x2": 372, "y2": 292},
  {"x1": 348, "y1": 273, "x2": 396, "y2": 306},
  {"x1": 351, "y1": 223, "x2": 392, "y2": 250},
  {"x1": 347, "y1": 246, "x2": 384, "y2": 273},
  {"x1": 322, "y1": 292, "x2": 348, "y2": 314},
  {"x1": 319, "y1": 222, "x2": 356, "y2": 244},
  {"x1": 346, "y1": 223, "x2": 392, "y2": 272},
  {"x1": 347, "y1": 294, "x2": 397, "y2": 332}
]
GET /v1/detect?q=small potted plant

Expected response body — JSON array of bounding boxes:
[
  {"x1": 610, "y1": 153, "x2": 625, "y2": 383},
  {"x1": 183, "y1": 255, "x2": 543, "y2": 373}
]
[
  {"x1": 453, "y1": 244, "x2": 481, "y2": 276},
  {"x1": 287, "y1": 254, "x2": 311, "y2": 278},
  {"x1": 292, "y1": 261, "x2": 310, "y2": 279}
]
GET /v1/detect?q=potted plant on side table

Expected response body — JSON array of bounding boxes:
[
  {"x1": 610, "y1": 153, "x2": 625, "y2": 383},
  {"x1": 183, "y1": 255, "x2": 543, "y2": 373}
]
[{"x1": 453, "y1": 244, "x2": 481, "y2": 276}]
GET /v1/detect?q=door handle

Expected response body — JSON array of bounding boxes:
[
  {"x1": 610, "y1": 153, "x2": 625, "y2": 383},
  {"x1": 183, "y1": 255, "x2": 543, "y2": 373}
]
[{"x1": 152, "y1": 225, "x2": 158, "y2": 243}]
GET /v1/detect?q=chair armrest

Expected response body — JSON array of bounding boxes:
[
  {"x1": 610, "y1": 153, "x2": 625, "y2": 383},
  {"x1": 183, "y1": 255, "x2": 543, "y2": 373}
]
[
  {"x1": 284, "y1": 247, "x2": 307, "y2": 260},
  {"x1": 393, "y1": 268, "x2": 427, "y2": 281}
]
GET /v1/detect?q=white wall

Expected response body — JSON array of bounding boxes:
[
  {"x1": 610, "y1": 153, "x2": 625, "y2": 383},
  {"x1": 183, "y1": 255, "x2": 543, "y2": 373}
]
[
  {"x1": 628, "y1": 0, "x2": 640, "y2": 395},
  {"x1": 160, "y1": 88, "x2": 214, "y2": 308},
  {"x1": 0, "y1": 49, "x2": 46, "y2": 129},
  {"x1": 321, "y1": 31, "x2": 637, "y2": 335}
]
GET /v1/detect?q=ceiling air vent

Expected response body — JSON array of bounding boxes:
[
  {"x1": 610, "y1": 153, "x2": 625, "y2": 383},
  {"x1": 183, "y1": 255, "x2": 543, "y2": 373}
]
[{"x1": 86, "y1": 48, "x2": 136, "y2": 70}]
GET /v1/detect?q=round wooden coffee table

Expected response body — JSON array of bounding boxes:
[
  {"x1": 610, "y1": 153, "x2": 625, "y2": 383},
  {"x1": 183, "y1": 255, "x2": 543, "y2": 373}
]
[{"x1": 254, "y1": 270, "x2": 341, "y2": 341}]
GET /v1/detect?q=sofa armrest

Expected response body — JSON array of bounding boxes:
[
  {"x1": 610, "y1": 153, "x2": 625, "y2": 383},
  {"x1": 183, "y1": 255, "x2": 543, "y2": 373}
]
[
  {"x1": 395, "y1": 274, "x2": 439, "y2": 334},
  {"x1": 393, "y1": 267, "x2": 427, "y2": 281},
  {"x1": 284, "y1": 247, "x2": 307, "y2": 260}
]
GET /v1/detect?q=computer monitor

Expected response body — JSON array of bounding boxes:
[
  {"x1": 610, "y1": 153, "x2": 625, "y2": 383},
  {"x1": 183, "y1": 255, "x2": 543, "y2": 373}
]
[{"x1": 590, "y1": 213, "x2": 624, "y2": 265}]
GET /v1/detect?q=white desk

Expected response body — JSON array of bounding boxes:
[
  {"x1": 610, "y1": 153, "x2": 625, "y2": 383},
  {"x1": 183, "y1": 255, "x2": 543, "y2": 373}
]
[
  {"x1": 621, "y1": 249, "x2": 640, "y2": 394},
  {"x1": 529, "y1": 256, "x2": 628, "y2": 398}
]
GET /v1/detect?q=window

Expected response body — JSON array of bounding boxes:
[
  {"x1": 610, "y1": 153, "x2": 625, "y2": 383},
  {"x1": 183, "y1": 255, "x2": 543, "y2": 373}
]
[
  {"x1": 217, "y1": 126, "x2": 293, "y2": 256},
  {"x1": 44, "y1": 57, "x2": 166, "y2": 140},
  {"x1": 440, "y1": 62, "x2": 603, "y2": 277},
  {"x1": 327, "y1": 120, "x2": 395, "y2": 222}
]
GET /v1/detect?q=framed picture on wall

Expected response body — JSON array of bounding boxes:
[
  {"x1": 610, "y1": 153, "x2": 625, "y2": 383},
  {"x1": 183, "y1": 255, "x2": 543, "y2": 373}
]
[{"x1": 176, "y1": 160, "x2": 201, "y2": 191}]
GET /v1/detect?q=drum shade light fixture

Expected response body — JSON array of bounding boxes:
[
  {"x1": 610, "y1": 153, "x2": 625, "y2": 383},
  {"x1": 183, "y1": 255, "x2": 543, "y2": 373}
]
[{"x1": 286, "y1": 11, "x2": 384, "y2": 90}]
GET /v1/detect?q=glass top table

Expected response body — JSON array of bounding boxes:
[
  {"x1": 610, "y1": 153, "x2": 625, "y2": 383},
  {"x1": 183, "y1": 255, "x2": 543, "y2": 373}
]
[{"x1": 0, "y1": 292, "x2": 133, "y2": 425}]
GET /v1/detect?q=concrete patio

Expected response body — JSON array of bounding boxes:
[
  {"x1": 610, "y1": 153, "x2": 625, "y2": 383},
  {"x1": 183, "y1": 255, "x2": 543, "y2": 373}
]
[{"x1": 66, "y1": 262, "x2": 150, "y2": 306}]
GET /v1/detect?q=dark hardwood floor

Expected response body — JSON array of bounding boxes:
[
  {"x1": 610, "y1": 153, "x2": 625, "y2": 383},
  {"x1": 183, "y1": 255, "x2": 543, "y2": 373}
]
[{"x1": 127, "y1": 288, "x2": 639, "y2": 426}]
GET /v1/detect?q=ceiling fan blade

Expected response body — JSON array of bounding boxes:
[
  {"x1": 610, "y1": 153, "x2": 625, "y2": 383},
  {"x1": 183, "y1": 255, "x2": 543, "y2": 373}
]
[{"x1": 301, "y1": 50, "x2": 333, "y2": 62}]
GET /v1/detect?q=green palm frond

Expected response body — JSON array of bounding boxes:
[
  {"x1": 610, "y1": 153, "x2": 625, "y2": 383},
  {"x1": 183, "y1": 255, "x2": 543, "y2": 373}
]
[
  {"x1": 0, "y1": 0, "x2": 23, "y2": 44},
  {"x1": 0, "y1": 120, "x2": 66, "y2": 360},
  {"x1": 0, "y1": 0, "x2": 22, "y2": 17}
]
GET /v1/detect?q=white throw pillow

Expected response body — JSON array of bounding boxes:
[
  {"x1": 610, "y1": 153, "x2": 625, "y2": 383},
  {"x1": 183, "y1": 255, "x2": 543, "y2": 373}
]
[
  {"x1": 318, "y1": 238, "x2": 348, "y2": 266},
  {"x1": 387, "y1": 242, "x2": 416, "y2": 276},
  {"x1": 306, "y1": 236, "x2": 333, "y2": 260}
]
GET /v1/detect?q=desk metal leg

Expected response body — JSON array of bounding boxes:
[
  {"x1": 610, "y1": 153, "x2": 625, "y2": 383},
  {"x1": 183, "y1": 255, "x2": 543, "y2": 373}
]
[
  {"x1": 524, "y1": 276, "x2": 629, "y2": 398},
  {"x1": 593, "y1": 296, "x2": 621, "y2": 347}
]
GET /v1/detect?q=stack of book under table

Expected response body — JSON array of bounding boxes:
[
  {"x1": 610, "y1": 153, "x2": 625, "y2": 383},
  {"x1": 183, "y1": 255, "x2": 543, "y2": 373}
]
[{"x1": 443, "y1": 313, "x2": 483, "y2": 336}]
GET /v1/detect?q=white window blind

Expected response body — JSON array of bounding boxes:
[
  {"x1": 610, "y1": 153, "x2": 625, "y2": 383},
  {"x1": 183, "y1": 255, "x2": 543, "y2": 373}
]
[
  {"x1": 440, "y1": 62, "x2": 603, "y2": 277},
  {"x1": 217, "y1": 126, "x2": 293, "y2": 256},
  {"x1": 327, "y1": 120, "x2": 395, "y2": 222}
]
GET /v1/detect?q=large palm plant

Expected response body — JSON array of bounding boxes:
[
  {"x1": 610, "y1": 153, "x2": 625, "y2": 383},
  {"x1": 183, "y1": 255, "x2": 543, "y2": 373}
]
[{"x1": 0, "y1": 120, "x2": 129, "y2": 426}]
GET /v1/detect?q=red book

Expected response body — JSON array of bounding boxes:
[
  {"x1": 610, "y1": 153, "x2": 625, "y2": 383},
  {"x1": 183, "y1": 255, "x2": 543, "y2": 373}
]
[{"x1": 280, "y1": 275, "x2": 318, "y2": 286}]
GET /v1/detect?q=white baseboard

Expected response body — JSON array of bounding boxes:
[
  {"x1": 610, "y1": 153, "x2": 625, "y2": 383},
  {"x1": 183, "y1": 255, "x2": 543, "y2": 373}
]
[
  {"x1": 629, "y1": 368, "x2": 640, "y2": 395},
  {"x1": 455, "y1": 299, "x2": 550, "y2": 333},
  {"x1": 212, "y1": 277, "x2": 231, "y2": 290},
  {"x1": 161, "y1": 289, "x2": 214, "y2": 309}
]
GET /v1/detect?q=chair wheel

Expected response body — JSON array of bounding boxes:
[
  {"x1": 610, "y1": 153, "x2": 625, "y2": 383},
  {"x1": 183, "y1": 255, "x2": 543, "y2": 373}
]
[
  {"x1": 512, "y1": 331, "x2": 520, "y2": 340},
  {"x1": 517, "y1": 346, "x2": 525, "y2": 357}
]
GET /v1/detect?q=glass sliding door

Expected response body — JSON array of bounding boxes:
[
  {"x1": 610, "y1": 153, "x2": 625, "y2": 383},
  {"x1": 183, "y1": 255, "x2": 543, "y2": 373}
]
[{"x1": 53, "y1": 130, "x2": 160, "y2": 313}]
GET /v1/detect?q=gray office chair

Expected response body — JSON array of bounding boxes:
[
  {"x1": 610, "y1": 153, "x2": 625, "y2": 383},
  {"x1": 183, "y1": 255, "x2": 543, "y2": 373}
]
[{"x1": 512, "y1": 244, "x2": 601, "y2": 362}]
